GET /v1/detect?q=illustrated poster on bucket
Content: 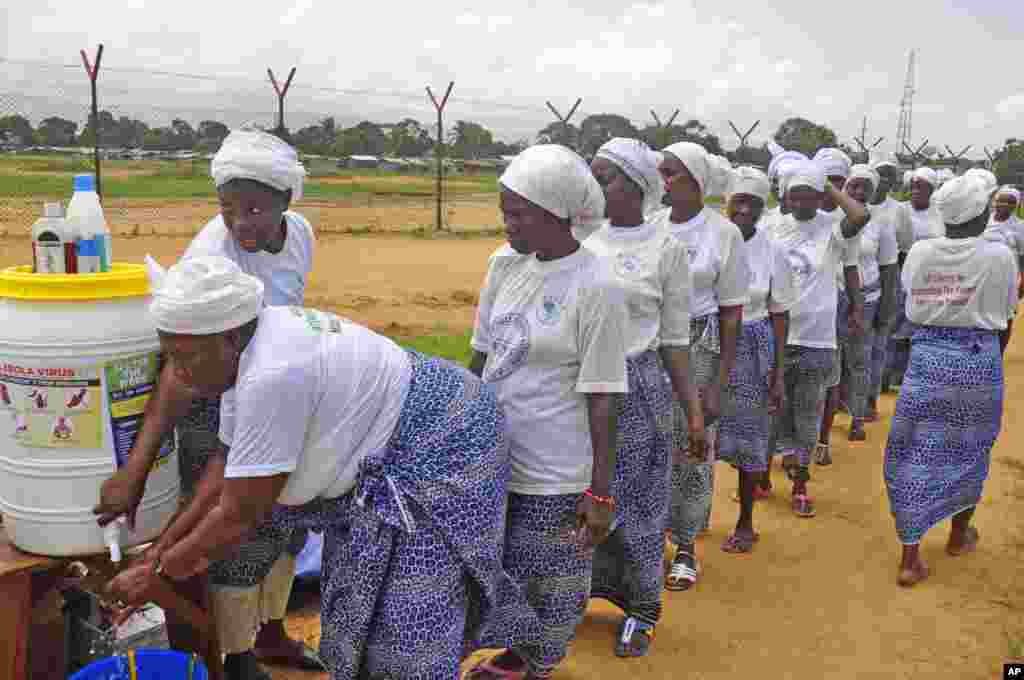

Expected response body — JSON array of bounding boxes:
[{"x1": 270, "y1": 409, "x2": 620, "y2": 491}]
[
  {"x1": 105, "y1": 352, "x2": 176, "y2": 470},
  {"x1": 0, "y1": 361, "x2": 103, "y2": 449}
]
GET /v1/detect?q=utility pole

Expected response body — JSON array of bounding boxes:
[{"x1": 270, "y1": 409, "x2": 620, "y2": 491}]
[
  {"x1": 901, "y1": 139, "x2": 931, "y2": 169},
  {"x1": 79, "y1": 44, "x2": 104, "y2": 201},
  {"x1": 728, "y1": 120, "x2": 760, "y2": 165},
  {"x1": 854, "y1": 134, "x2": 885, "y2": 165},
  {"x1": 650, "y1": 109, "x2": 680, "y2": 148},
  {"x1": 546, "y1": 98, "x2": 582, "y2": 153},
  {"x1": 984, "y1": 146, "x2": 1000, "y2": 170},
  {"x1": 944, "y1": 144, "x2": 972, "y2": 174},
  {"x1": 426, "y1": 81, "x2": 454, "y2": 233},
  {"x1": 267, "y1": 67, "x2": 297, "y2": 141}
]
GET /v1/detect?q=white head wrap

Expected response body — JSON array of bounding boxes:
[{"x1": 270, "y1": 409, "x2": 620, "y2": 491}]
[
  {"x1": 963, "y1": 168, "x2": 997, "y2": 193},
  {"x1": 211, "y1": 127, "x2": 307, "y2": 201},
  {"x1": 706, "y1": 154, "x2": 734, "y2": 198},
  {"x1": 661, "y1": 142, "x2": 732, "y2": 198},
  {"x1": 782, "y1": 159, "x2": 826, "y2": 195},
  {"x1": 766, "y1": 141, "x2": 785, "y2": 158},
  {"x1": 870, "y1": 152, "x2": 900, "y2": 171},
  {"x1": 846, "y1": 164, "x2": 880, "y2": 193},
  {"x1": 595, "y1": 138, "x2": 665, "y2": 215},
  {"x1": 814, "y1": 148, "x2": 853, "y2": 179},
  {"x1": 500, "y1": 144, "x2": 605, "y2": 230},
  {"x1": 147, "y1": 255, "x2": 265, "y2": 335},
  {"x1": 911, "y1": 167, "x2": 939, "y2": 188},
  {"x1": 768, "y1": 149, "x2": 807, "y2": 182},
  {"x1": 728, "y1": 166, "x2": 770, "y2": 203},
  {"x1": 996, "y1": 184, "x2": 1022, "y2": 203},
  {"x1": 937, "y1": 168, "x2": 956, "y2": 185},
  {"x1": 933, "y1": 174, "x2": 993, "y2": 226}
]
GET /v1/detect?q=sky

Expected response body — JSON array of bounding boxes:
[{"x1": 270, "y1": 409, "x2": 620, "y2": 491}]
[{"x1": 1, "y1": 0, "x2": 1020, "y2": 158}]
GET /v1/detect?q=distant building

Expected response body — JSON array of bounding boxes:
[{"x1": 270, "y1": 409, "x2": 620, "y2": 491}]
[{"x1": 338, "y1": 154, "x2": 380, "y2": 169}]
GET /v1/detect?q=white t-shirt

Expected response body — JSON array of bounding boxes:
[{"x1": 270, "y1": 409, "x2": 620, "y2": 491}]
[
  {"x1": 742, "y1": 225, "x2": 797, "y2": 323},
  {"x1": 820, "y1": 208, "x2": 861, "y2": 289},
  {"x1": 471, "y1": 246, "x2": 628, "y2": 495},
  {"x1": 584, "y1": 221, "x2": 692, "y2": 356},
  {"x1": 903, "y1": 238, "x2": 1018, "y2": 330},
  {"x1": 854, "y1": 216, "x2": 900, "y2": 302},
  {"x1": 983, "y1": 216, "x2": 1024, "y2": 261},
  {"x1": 894, "y1": 203, "x2": 944, "y2": 254},
  {"x1": 768, "y1": 212, "x2": 854, "y2": 349},
  {"x1": 869, "y1": 197, "x2": 901, "y2": 231},
  {"x1": 185, "y1": 211, "x2": 315, "y2": 306},
  {"x1": 220, "y1": 307, "x2": 412, "y2": 505},
  {"x1": 651, "y1": 207, "x2": 750, "y2": 318}
]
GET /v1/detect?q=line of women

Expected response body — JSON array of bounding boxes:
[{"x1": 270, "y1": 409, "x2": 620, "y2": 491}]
[{"x1": 105, "y1": 138, "x2": 1017, "y2": 680}]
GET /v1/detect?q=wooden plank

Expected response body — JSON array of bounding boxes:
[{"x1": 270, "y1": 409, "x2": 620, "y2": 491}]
[
  {"x1": 0, "y1": 528, "x2": 59, "y2": 578},
  {"x1": 0, "y1": 570, "x2": 32, "y2": 680}
]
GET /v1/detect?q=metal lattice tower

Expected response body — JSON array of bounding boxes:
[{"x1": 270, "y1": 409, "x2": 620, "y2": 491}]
[{"x1": 896, "y1": 50, "x2": 916, "y2": 149}]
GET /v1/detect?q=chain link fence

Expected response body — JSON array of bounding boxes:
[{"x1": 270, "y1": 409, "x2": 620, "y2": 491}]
[{"x1": 0, "y1": 60, "x2": 504, "y2": 241}]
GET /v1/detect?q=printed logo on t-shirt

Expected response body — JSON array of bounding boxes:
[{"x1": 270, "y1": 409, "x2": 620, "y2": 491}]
[
  {"x1": 288, "y1": 307, "x2": 353, "y2": 334},
  {"x1": 684, "y1": 246, "x2": 699, "y2": 263},
  {"x1": 786, "y1": 248, "x2": 814, "y2": 283},
  {"x1": 484, "y1": 312, "x2": 531, "y2": 382},
  {"x1": 536, "y1": 295, "x2": 564, "y2": 327},
  {"x1": 613, "y1": 252, "x2": 646, "y2": 280}
]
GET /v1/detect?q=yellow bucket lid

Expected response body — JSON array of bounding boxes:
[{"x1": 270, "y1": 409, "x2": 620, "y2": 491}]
[{"x1": 0, "y1": 264, "x2": 150, "y2": 301}]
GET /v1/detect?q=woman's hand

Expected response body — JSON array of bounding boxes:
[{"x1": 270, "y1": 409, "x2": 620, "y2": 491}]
[
  {"x1": 768, "y1": 368, "x2": 785, "y2": 415},
  {"x1": 106, "y1": 561, "x2": 160, "y2": 611},
  {"x1": 686, "y1": 410, "x2": 707, "y2": 463},
  {"x1": 848, "y1": 303, "x2": 866, "y2": 337},
  {"x1": 158, "y1": 541, "x2": 211, "y2": 581},
  {"x1": 93, "y1": 464, "x2": 148, "y2": 529},
  {"x1": 574, "y1": 494, "x2": 614, "y2": 549},
  {"x1": 701, "y1": 382, "x2": 721, "y2": 423}
]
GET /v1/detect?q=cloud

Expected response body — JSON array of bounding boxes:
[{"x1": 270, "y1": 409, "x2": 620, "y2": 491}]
[
  {"x1": 2, "y1": 0, "x2": 1021, "y2": 152},
  {"x1": 966, "y1": 111, "x2": 991, "y2": 131},
  {"x1": 454, "y1": 13, "x2": 481, "y2": 26},
  {"x1": 996, "y1": 93, "x2": 1024, "y2": 119},
  {"x1": 280, "y1": 0, "x2": 314, "y2": 26}
]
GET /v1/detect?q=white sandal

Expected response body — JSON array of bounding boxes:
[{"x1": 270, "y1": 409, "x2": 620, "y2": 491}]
[{"x1": 665, "y1": 552, "x2": 699, "y2": 591}]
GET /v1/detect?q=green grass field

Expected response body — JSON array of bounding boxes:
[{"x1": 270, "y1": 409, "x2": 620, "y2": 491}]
[
  {"x1": 0, "y1": 154, "x2": 499, "y2": 200},
  {"x1": 392, "y1": 329, "x2": 474, "y2": 365}
]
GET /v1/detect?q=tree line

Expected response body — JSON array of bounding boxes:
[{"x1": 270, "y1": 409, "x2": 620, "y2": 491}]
[{"x1": 1, "y1": 112, "x2": 1019, "y2": 175}]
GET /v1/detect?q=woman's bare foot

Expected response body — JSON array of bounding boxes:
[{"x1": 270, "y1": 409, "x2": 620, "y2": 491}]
[
  {"x1": 897, "y1": 561, "x2": 930, "y2": 587},
  {"x1": 947, "y1": 526, "x2": 980, "y2": 556}
]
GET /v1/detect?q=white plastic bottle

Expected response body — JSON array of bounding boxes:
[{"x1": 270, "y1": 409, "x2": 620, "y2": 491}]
[
  {"x1": 66, "y1": 174, "x2": 112, "y2": 272},
  {"x1": 31, "y1": 202, "x2": 68, "y2": 274}
]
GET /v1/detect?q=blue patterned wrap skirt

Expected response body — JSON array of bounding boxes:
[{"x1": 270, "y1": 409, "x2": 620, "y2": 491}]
[
  {"x1": 718, "y1": 318, "x2": 775, "y2": 473},
  {"x1": 884, "y1": 327, "x2": 1003, "y2": 545},
  {"x1": 591, "y1": 350, "x2": 673, "y2": 626},
  {"x1": 272, "y1": 352, "x2": 530, "y2": 680}
]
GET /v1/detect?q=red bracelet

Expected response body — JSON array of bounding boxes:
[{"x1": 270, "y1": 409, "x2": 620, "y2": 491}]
[{"x1": 584, "y1": 488, "x2": 615, "y2": 508}]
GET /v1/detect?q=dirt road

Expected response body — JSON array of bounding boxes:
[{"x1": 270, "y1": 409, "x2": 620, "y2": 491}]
[{"x1": 4, "y1": 233, "x2": 1021, "y2": 679}]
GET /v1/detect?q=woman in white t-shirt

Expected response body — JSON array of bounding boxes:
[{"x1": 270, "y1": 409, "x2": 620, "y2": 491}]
[
  {"x1": 718, "y1": 167, "x2": 795, "y2": 552},
  {"x1": 466, "y1": 145, "x2": 629, "y2": 680},
  {"x1": 764, "y1": 159, "x2": 870, "y2": 518},
  {"x1": 884, "y1": 175, "x2": 1017, "y2": 587},
  {"x1": 584, "y1": 138, "x2": 704, "y2": 657},
  {"x1": 106, "y1": 257, "x2": 517, "y2": 680},
  {"x1": 983, "y1": 185, "x2": 1024, "y2": 297},
  {"x1": 812, "y1": 149, "x2": 865, "y2": 462},
  {"x1": 821, "y1": 165, "x2": 899, "y2": 454},
  {"x1": 95, "y1": 128, "x2": 322, "y2": 679},
  {"x1": 885, "y1": 167, "x2": 945, "y2": 392},
  {"x1": 651, "y1": 142, "x2": 751, "y2": 591}
]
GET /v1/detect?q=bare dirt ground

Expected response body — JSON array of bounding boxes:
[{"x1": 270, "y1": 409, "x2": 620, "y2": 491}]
[
  {"x1": 0, "y1": 195, "x2": 503, "y2": 238},
  {"x1": 5, "y1": 232, "x2": 1023, "y2": 680}
]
